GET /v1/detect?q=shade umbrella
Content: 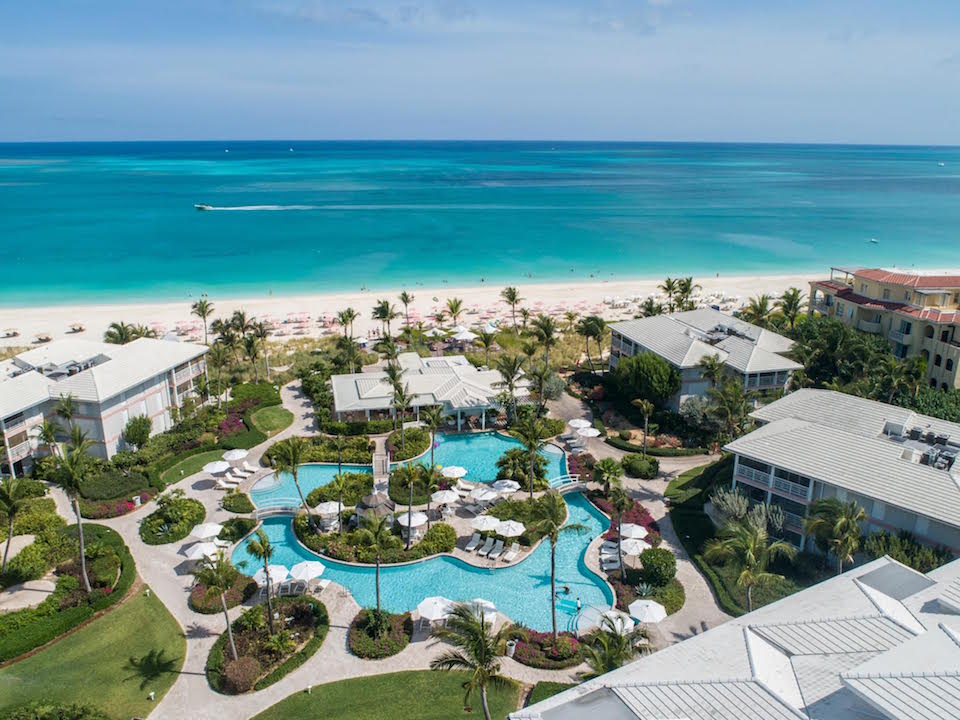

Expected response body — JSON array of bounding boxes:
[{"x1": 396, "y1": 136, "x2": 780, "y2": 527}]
[
  {"x1": 578, "y1": 606, "x2": 635, "y2": 635},
  {"x1": 191, "y1": 523, "x2": 224, "y2": 541},
  {"x1": 202, "y1": 460, "x2": 230, "y2": 474},
  {"x1": 471, "y1": 515, "x2": 500, "y2": 532},
  {"x1": 577, "y1": 427, "x2": 601, "y2": 438},
  {"x1": 254, "y1": 565, "x2": 289, "y2": 587},
  {"x1": 568, "y1": 418, "x2": 592, "y2": 429},
  {"x1": 628, "y1": 599, "x2": 667, "y2": 624},
  {"x1": 470, "y1": 487, "x2": 498, "y2": 504},
  {"x1": 395, "y1": 511, "x2": 428, "y2": 528},
  {"x1": 619, "y1": 523, "x2": 649, "y2": 540},
  {"x1": 356, "y1": 503, "x2": 394, "y2": 519},
  {"x1": 183, "y1": 542, "x2": 219, "y2": 561},
  {"x1": 441, "y1": 466, "x2": 468, "y2": 479},
  {"x1": 467, "y1": 598, "x2": 497, "y2": 624},
  {"x1": 492, "y1": 479, "x2": 520, "y2": 494},
  {"x1": 431, "y1": 489, "x2": 460, "y2": 505},
  {"x1": 453, "y1": 329, "x2": 478, "y2": 342},
  {"x1": 289, "y1": 560, "x2": 326, "y2": 581},
  {"x1": 315, "y1": 501, "x2": 343, "y2": 516},
  {"x1": 417, "y1": 596, "x2": 454, "y2": 622},
  {"x1": 222, "y1": 449, "x2": 248, "y2": 462},
  {"x1": 361, "y1": 493, "x2": 392, "y2": 508},
  {"x1": 424, "y1": 328, "x2": 446, "y2": 338},
  {"x1": 495, "y1": 520, "x2": 525, "y2": 537},
  {"x1": 620, "y1": 538, "x2": 651, "y2": 556}
]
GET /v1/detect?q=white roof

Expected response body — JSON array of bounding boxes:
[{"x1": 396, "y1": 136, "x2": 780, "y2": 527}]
[
  {"x1": 610, "y1": 309, "x2": 800, "y2": 375},
  {"x1": 515, "y1": 557, "x2": 960, "y2": 720}
]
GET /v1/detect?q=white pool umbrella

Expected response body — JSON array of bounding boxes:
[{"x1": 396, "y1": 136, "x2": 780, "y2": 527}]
[
  {"x1": 222, "y1": 449, "x2": 248, "y2": 462},
  {"x1": 395, "y1": 511, "x2": 428, "y2": 528},
  {"x1": 453, "y1": 329, "x2": 478, "y2": 342},
  {"x1": 442, "y1": 466, "x2": 468, "y2": 479},
  {"x1": 254, "y1": 565, "x2": 289, "y2": 586},
  {"x1": 578, "y1": 606, "x2": 635, "y2": 635},
  {"x1": 620, "y1": 538, "x2": 651, "y2": 556},
  {"x1": 495, "y1": 520, "x2": 525, "y2": 537},
  {"x1": 577, "y1": 427, "x2": 601, "y2": 438},
  {"x1": 315, "y1": 501, "x2": 343, "y2": 516},
  {"x1": 492, "y1": 479, "x2": 520, "y2": 494},
  {"x1": 202, "y1": 460, "x2": 230, "y2": 474},
  {"x1": 289, "y1": 561, "x2": 326, "y2": 581},
  {"x1": 470, "y1": 487, "x2": 498, "y2": 503},
  {"x1": 431, "y1": 489, "x2": 460, "y2": 505},
  {"x1": 568, "y1": 418, "x2": 591, "y2": 429},
  {"x1": 471, "y1": 515, "x2": 500, "y2": 531},
  {"x1": 417, "y1": 596, "x2": 454, "y2": 621},
  {"x1": 619, "y1": 523, "x2": 649, "y2": 540},
  {"x1": 424, "y1": 328, "x2": 446, "y2": 338},
  {"x1": 183, "y1": 542, "x2": 219, "y2": 561},
  {"x1": 191, "y1": 523, "x2": 224, "y2": 541},
  {"x1": 628, "y1": 599, "x2": 667, "y2": 624},
  {"x1": 467, "y1": 598, "x2": 497, "y2": 624}
]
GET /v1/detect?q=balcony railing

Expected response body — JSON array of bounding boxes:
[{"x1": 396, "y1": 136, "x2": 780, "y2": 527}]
[
  {"x1": 9, "y1": 441, "x2": 33, "y2": 460},
  {"x1": 736, "y1": 466, "x2": 770, "y2": 486},
  {"x1": 781, "y1": 510, "x2": 806, "y2": 529},
  {"x1": 772, "y1": 477, "x2": 810, "y2": 499},
  {"x1": 811, "y1": 300, "x2": 831, "y2": 315},
  {"x1": 174, "y1": 366, "x2": 199, "y2": 384},
  {"x1": 858, "y1": 319, "x2": 881, "y2": 334},
  {"x1": 889, "y1": 330, "x2": 914, "y2": 346}
]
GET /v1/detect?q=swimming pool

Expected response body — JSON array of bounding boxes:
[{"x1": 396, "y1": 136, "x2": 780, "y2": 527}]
[
  {"x1": 423, "y1": 432, "x2": 567, "y2": 484},
  {"x1": 232, "y1": 492, "x2": 612, "y2": 631},
  {"x1": 250, "y1": 463, "x2": 372, "y2": 507}
]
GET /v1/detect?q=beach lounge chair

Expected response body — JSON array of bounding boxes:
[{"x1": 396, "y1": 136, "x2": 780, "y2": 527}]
[
  {"x1": 487, "y1": 539, "x2": 505, "y2": 560},
  {"x1": 313, "y1": 579, "x2": 331, "y2": 595},
  {"x1": 601, "y1": 541, "x2": 619, "y2": 552},
  {"x1": 601, "y1": 558, "x2": 622, "y2": 572},
  {"x1": 477, "y1": 537, "x2": 495, "y2": 557},
  {"x1": 215, "y1": 479, "x2": 238, "y2": 491},
  {"x1": 461, "y1": 503, "x2": 484, "y2": 517},
  {"x1": 278, "y1": 580, "x2": 293, "y2": 596},
  {"x1": 242, "y1": 461, "x2": 259, "y2": 473},
  {"x1": 224, "y1": 470, "x2": 244, "y2": 482},
  {"x1": 233, "y1": 466, "x2": 253, "y2": 477},
  {"x1": 501, "y1": 542, "x2": 520, "y2": 563},
  {"x1": 464, "y1": 532, "x2": 482, "y2": 552},
  {"x1": 291, "y1": 580, "x2": 307, "y2": 595}
]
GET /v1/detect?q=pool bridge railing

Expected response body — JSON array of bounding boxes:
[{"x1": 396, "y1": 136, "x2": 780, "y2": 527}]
[
  {"x1": 253, "y1": 497, "x2": 304, "y2": 519},
  {"x1": 548, "y1": 474, "x2": 585, "y2": 493}
]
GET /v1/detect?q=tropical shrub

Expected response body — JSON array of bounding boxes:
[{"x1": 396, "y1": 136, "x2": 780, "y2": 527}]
[
  {"x1": 122, "y1": 415, "x2": 153, "y2": 450},
  {"x1": 387, "y1": 427, "x2": 430, "y2": 461},
  {"x1": 307, "y1": 472, "x2": 373, "y2": 507},
  {"x1": 138, "y1": 490, "x2": 205, "y2": 545},
  {"x1": 512, "y1": 628, "x2": 582, "y2": 669},
  {"x1": 222, "y1": 492, "x2": 255, "y2": 514},
  {"x1": 605, "y1": 436, "x2": 707, "y2": 456},
  {"x1": 622, "y1": 454, "x2": 659, "y2": 479},
  {"x1": 263, "y1": 435, "x2": 374, "y2": 465},
  {"x1": 189, "y1": 574, "x2": 257, "y2": 614},
  {"x1": 78, "y1": 490, "x2": 155, "y2": 520},
  {"x1": 79, "y1": 469, "x2": 150, "y2": 500},
  {"x1": 613, "y1": 352, "x2": 681, "y2": 408},
  {"x1": 294, "y1": 518, "x2": 456, "y2": 563},
  {"x1": 0, "y1": 703, "x2": 109, "y2": 720},
  {"x1": 319, "y1": 419, "x2": 394, "y2": 436},
  {"x1": 347, "y1": 609, "x2": 412, "y2": 659},
  {"x1": 0, "y1": 498, "x2": 64, "y2": 541},
  {"x1": 591, "y1": 495, "x2": 661, "y2": 546},
  {"x1": 223, "y1": 656, "x2": 261, "y2": 694},
  {"x1": 640, "y1": 547, "x2": 677, "y2": 585},
  {"x1": 487, "y1": 495, "x2": 565, "y2": 545},
  {"x1": 219, "y1": 517, "x2": 256, "y2": 543},
  {"x1": 495, "y1": 448, "x2": 548, "y2": 489},
  {"x1": 863, "y1": 530, "x2": 953, "y2": 573}
]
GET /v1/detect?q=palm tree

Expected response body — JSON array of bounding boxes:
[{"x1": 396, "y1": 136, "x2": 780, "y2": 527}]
[
  {"x1": 430, "y1": 603, "x2": 512, "y2": 720},
  {"x1": 563, "y1": 310, "x2": 579, "y2": 332},
  {"x1": 337, "y1": 308, "x2": 359, "y2": 338},
  {"x1": 191, "y1": 295, "x2": 214, "y2": 344},
  {"x1": 777, "y1": 287, "x2": 806, "y2": 331},
  {"x1": 707, "y1": 378, "x2": 753, "y2": 442},
  {"x1": 207, "y1": 343, "x2": 229, "y2": 408},
  {"x1": 528, "y1": 361, "x2": 552, "y2": 415},
  {"x1": 392, "y1": 384, "x2": 413, "y2": 453},
  {"x1": 56, "y1": 433, "x2": 93, "y2": 592},
  {"x1": 271, "y1": 437, "x2": 312, "y2": 527},
  {"x1": 37, "y1": 419, "x2": 61, "y2": 458},
  {"x1": 104, "y1": 321, "x2": 136, "y2": 344},
  {"x1": 741, "y1": 294, "x2": 774, "y2": 328},
  {"x1": 0, "y1": 478, "x2": 30, "y2": 573},
  {"x1": 515, "y1": 413, "x2": 544, "y2": 499},
  {"x1": 245, "y1": 529, "x2": 276, "y2": 634},
  {"x1": 421, "y1": 405, "x2": 444, "y2": 468},
  {"x1": 804, "y1": 498, "x2": 866, "y2": 575},
  {"x1": 446, "y1": 297, "x2": 464, "y2": 326},
  {"x1": 532, "y1": 314, "x2": 558, "y2": 368},
  {"x1": 432, "y1": 308, "x2": 446, "y2": 329},
  {"x1": 593, "y1": 457, "x2": 622, "y2": 495},
  {"x1": 639, "y1": 298, "x2": 664, "y2": 317},
  {"x1": 420, "y1": 464, "x2": 440, "y2": 530},
  {"x1": 218, "y1": 325, "x2": 241, "y2": 366},
  {"x1": 697, "y1": 353, "x2": 726, "y2": 389},
  {"x1": 577, "y1": 315, "x2": 607, "y2": 374},
  {"x1": 500, "y1": 287, "x2": 521, "y2": 331},
  {"x1": 658, "y1": 277, "x2": 678, "y2": 312},
  {"x1": 581, "y1": 615, "x2": 648, "y2": 679},
  {"x1": 359, "y1": 515, "x2": 394, "y2": 618},
  {"x1": 372, "y1": 299, "x2": 400, "y2": 337},
  {"x1": 494, "y1": 354, "x2": 524, "y2": 423},
  {"x1": 327, "y1": 473, "x2": 347, "y2": 536},
  {"x1": 399, "y1": 290, "x2": 414, "y2": 327},
  {"x1": 476, "y1": 330, "x2": 496, "y2": 367},
  {"x1": 231, "y1": 310, "x2": 252, "y2": 338},
  {"x1": 243, "y1": 335, "x2": 260, "y2": 382},
  {"x1": 630, "y1": 399, "x2": 655, "y2": 457},
  {"x1": 519, "y1": 308, "x2": 531, "y2": 333},
  {"x1": 192, "y1": 551, "x2": 241, "y2": 661},
  {"x1": 252, "y1": 321, "x2": 271, "y2": 379},
  {"x1": 530, "y1": 492, "x2": 587, "y2": 642},
  {"x1": 675, "y1": 277, "x2": 701, "y2": 311},
  {"x1": 704, "y1": 522, "x2": 797, "y2": 611},
  {"x1": 609, "y1": 486, "x2": 633, "y2": 567}
]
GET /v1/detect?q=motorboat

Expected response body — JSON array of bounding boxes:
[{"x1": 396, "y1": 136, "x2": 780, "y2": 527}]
[{"x1": 194, "y1": 204, "x2": 213, "y2": 211}]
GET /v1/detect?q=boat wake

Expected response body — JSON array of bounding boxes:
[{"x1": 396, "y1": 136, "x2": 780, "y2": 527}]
[{"x1": 201, "y1": 204, "x2": 321, "y2": 211}]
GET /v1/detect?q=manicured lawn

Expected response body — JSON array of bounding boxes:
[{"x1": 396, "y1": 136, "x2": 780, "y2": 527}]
[
  {"x1": 251, "y1": 670, "x2": 521, "y2": 720},
  {"x1": 159, "y1": 449, "x2": 225, "y2": 486},
  {"x1": 0, "y1": 588, "x2": 185, "y2": 720},
  {"x1": 527, "y1": 681, "x2": 577, "y2": 706},
  {"x1": 251, "y1": 405, "x2": 294, "y2": 436}
]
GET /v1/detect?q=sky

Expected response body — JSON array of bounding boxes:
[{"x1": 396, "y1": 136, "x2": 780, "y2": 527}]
[{"x1": 1, "y1": 0, "x2": 959, "y2": 143}]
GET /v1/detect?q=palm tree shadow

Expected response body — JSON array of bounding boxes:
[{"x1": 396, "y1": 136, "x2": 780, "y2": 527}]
[
  {"x1": 124, "y1": 649, "x2": 181, "y2": 690},
  {"x1": 185, "y1": 621, "x2": 215, "y2": 639}
]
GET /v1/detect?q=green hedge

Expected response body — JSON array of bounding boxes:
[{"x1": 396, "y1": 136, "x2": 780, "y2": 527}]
[
  {"x1": 78, "y1": 469, "x2": 150, "y2": 500},
  {"x1": 527, "y1": 682, "x2": 577, "y2": 706},
  {"x1": 0, "y1": 498, "x2": 64, "y2": 542},
  {"x1": 652, "y1": 578, "x2": 685, "y2": 615},
  {"x1": 263, "y1": 435, "x2": 374, "y2": 465},
  {"x1": 320, "y1": 419, "x2": 395, "y2": 436},
  {"x1": 222, "y1": 492, "x2": 255, "y2": 514},
  {"x1": 138, "y1": 496, "x2": 205, "y2": 545},
  {"x1": 604, "y1": 436, "x2": 707, "y2": 456},
  {"x1": 0, "y1": 703, "x2": 109, "y2": 720},
  {"x1": 219, "y1": 518, "x2": 256, "y2": 543},
  {"x1": 622, "y1": 454, "x2": 659, "y2": 479},
  {"x1": 386, "y1": 427, "x2": 430, "y2": 462},
  {"x1": 347, "y1": 610, "x2": 412, "y2": 659},
  {"x1": 146, "y1": 443, "x2": 220, "y2": 488}
]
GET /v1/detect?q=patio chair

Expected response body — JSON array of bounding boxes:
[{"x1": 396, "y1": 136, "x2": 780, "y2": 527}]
[
  {"x1": 215, "y1": 479, "x2": 237, "y2": 491},
  {"x1": 487, "y1": 539, "x2": 505, "y2": 560},
  {"x1": 213, "y1": 538, "x2": 231, "y2": 548},
  {"x1": 501, "y1": 542, "x2": 520, "y2": 563},
  {"x1": 291, "y1": 580, "x2": 307, "y2": 595},
  {"x1": 601, "y1": 558, "x2": 622, "y2": 572},
  {"x1": 461, "y1": 503, "x2": 484, "y2": 517},
  {"x1": 224, "y1": 470, "x2": 244, "y2": 482},
  {"x1": 277, "y1": 580, "x2": 293, "y2": 596},
  {"x1": 476, "y1": 537, "x2": 495, "y2": 557},
  {"x1": 464, "y1": 532, "x2": 482, "y2": 552},
  {"x1": 242, "y1": 460, "x2": 259, "y2": 473},
  {"x1": 313, "y1": 579, "x2": 331, "y2": 595}
]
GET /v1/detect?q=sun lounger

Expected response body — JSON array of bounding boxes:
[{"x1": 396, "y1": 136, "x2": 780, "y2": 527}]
[
  {"x1": 233, "y1": 466, "x2": 253, "y2": 477},
  {"x1": 464, "y1": 532, "x2": 482, "y2": 552},
  {"x1": 224, "y1": 470, "x2": 244, "y2": 482},
  {"x1": 215, "y1": 479, "x2": 238, "y2": 491},
  {"x1": 501, "y1": 542, "x2": 520, "y2": 563},
  {"x1": 461, "y1": 503, "x2": 484, "y2": 517},
  {"x1": 601, "y1": 558, "x2": 622, "y2": 571},
  {"x1": 477, "y1": 537, "x2": 495, "y2": 557},
  {"x1": 313, "y1": 578, "x2": 331, "y2": 595},
  {"x1": 242, "y1": 461, "x2": 259, "y2": 473},
  {"x1": 487, "y1": 539, "x2": 505, "y2": 560},
  {"x1": 601, "y1": 541, "x2": 619, "y2": 551}
]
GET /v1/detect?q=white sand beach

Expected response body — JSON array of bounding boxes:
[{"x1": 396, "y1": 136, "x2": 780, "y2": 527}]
[{"x1": 0, "y1": 273, "x2": 819, "y2": 348}]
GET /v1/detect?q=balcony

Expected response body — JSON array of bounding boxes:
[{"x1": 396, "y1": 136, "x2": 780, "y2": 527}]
[
  {"x1": 781, "y1": 510, "x2": 806, "y2": 529},
  {"x1": 174, "y1": 365, "x2": 200, "y2": 384},
  {"x1": 8, "y1": 440, "x2": 33, "y2": 461},
  {"x1": 888, "y1": 330, "x2": 914, "y2": 346},
  {"x1": 811, "y1": 300, "x2": 832, "y2": 315},
  {"x1": 772, "y1": 477, "x2": 810, "y2": 500},
  {"x1": 736, "y1": 465, "x2": 770, "y2": 487},
  {"x1": 858, "y1": 319, "x2": 882, "y2": 334}
]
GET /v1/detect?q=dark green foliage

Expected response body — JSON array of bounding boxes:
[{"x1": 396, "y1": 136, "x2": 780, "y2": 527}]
[
  {"x1": 0, "y1": 498, "x2": 64, "y2": 542},
  {"x1": 495, "y1": 447, "x2": 549, "y2": 488},
  {"x1": 307, "y1": 472, "x2": 373, "y2": 507},
  {"x1": 263, "y1": 435, "x2": 373, "y2": 465},
  {"x1": 229, "y1": 382, "x2": 281, "y2": 407},
  {"x1": 221, "y1": 492, "x2": 255, "y2": 514},
  {"x1": 219, "y1": 518, "x2": 256, "y2": 543},
  {"x1": 189, "y1": 574, "x2": 257, "y2": 614},
  {"x1": 78, "y1": 470, "x2": 149, "y2": 500},
  {"x1": 604, "y1": 436, "x2": 707, "y2": 456},
  {"x1": 0, "y1": 703, "x2": 110, "y2": 720},
  {"x1": 320, "y1": 419, "x2": 394, "y2": 436},
  {"x1": 386, "y1": 427, "x2": 431, "y2": 461},
  {"x1": 863, "y1": 530, "x2": 953, "y2": 573},
  {"x1": 295, "y1": 519, "x2": 456, "y2": 563},
  {"x1": 122, "y1": 415, "x2": 153, "y2": 451},
  {"x1": 386, "y1": 467, "x2": 435, "y2": 506},
  {"x1": 639, "y1": 547, "x2": 677, "y2": 585},
  {"x1": 488, "y1": 496, "x2": 564, "y2": 545},
  {"x1": 527, "y1": 682, "x2": 577, "y2": 706},
  {"x1": 895, "y1": 385, "x2": 960, "y2": 423},
  {"x1": 348, "y1": 610, "x2": 412, "y2": 659},
  {"x1": 138, "y1": 492, "x2": 205, "y2": 545},
  {"x1": 652, "y1": 578, "x2": 685, "y2": 615},
  {"x1": 622, "y1": 454, "x2": 659, "y2": 479},
  {"x1": 613, "y1": 352, "x2": 681, "y2": 408}
]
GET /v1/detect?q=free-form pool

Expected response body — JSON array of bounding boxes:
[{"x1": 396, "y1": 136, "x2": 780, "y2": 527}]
[
  {"x1": 423, "y1": 431, "x2": 567, "y2": 484},
  {"x1": 250, "y1": 463, "x2": 372, "y2": 508},
  {"x1": 232, "y1": 492, "x2": 612, "y2": 631}
]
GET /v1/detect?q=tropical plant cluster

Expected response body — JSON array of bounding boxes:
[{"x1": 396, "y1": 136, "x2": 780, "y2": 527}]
[
  {"x1": 863, "y1": 530, "x2": 954, "y2": 573},
  {"x1": 263, "y1": 434, "x2": 374, "y2": 465},
  {"x1": 0, "y1": 703, "x2": 109, "y2": 720},
  {"x1": 510, "y1": 628, "x2": 582, "y2": 669},
  {"x1": 138, "y1": 489, "x2": 205, "y2": 545},
  {"x1": 222, "y1": 491, "x2": 255, "y2": 514},
  {"x1": 622, "y1": 454, "x2": 659, "y2": 479},
  {"x1": 386, "y1": 426, "x2": 430, "y2": 461},
  {"x1": 495, "y1": 448, "x2": 549, "y2": 489},
  {"x1": 219, "y1": 517, "x2": 256, "y2": 542},
  {"x1": 592, "y1": 495, "x2": 661, "y2": 546},
  {"x1": 294, "y1": 516, "x2": 456, "y2": 563},
  {"x1": 608, "y1": 566, "x2": 685, "y2": 616},
  {"x1": 189, "y1": 574, "x2": 257, "y2": 614},
  {"x1": 486, "y1": 495, "x2": 566, "y2": 546},
  {"x1": 347, "y1": 609, "x2": 413, "y2": 659},
  {"x1": 306, "y1": 472, "x2": 373, "y2": 508}
]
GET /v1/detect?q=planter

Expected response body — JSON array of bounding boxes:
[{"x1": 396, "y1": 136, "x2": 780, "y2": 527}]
[{"x1": 506, "y1": 639, "x2": 517, "y2": 658}]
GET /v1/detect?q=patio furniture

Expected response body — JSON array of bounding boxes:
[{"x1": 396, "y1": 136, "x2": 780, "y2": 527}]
[
  {"x1": 215, "y1": 479, "x2": 239, "y2": 491},
  {"x1": 601, "y1": 558, "x2": 622, "y2": 571},
  {"x1": 242, "y1": 460, "x2": 259, "y2": 473},
  {"x1": 464, "y1": 532, "x2": 482, "y2": 552},
  {"x1": 476, "y1": 537, "x2": 495, "y2": 557},
  {"x1": 501, "y1": 542, "x2": 520, "y2": 563},
  {"x1": 461, "y1": 503, "x2": 484, "y2": 516},
  {"x1": 487, "y1": 539, "x2": 505, "y2": 560}
]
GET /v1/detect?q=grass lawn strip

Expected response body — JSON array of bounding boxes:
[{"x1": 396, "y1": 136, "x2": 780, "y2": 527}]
[
  {"x1": 250, "y1": 405, "x2": 294, "y2": 436},
  {"x1": 0, "y1": 589, "x2": 185, "y2": 720},
  {"x1": 159, "y1": 449, "x2": 226, "y2": 487}
]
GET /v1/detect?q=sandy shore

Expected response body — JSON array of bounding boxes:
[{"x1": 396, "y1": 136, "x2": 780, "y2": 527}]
[{"x1": 0, "y1": 273, "x2": 819, "y2": 348}]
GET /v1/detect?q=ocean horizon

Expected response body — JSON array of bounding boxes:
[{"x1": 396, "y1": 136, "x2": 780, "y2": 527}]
[{"x1": 3, "y1": 140, "x2": 960, "y2": 307}]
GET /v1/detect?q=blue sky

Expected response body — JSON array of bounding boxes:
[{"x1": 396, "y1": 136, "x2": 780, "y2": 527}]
[{"x1": 1, "y1": 0, "x2": 959, "y2": 143}]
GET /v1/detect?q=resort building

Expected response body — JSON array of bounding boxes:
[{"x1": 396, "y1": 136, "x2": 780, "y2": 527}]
[
  {"x1": 608, "y1": 309, "x2": 801, "y2": 410},
  {"x1": 330, "y1": 352, "x2": 527, "y2": 430},
  {"x1": 515, "y1": 554, "x2": 960, "y2": 720},
  {"x1": 809, "y1": 267, "x2": 960, "y2": 390},
  {"x1": 0, "y1": 338, "x2": 208, "y2": 473},
  {"x1": 724, "y1": 389, "x2": 960, "y2": 552}
]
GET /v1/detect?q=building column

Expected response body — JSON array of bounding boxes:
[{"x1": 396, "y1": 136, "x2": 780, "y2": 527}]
[
  {"x1": 169, "y1": 369, "x2": 180, "y2": 408},
  {"x1": 0, "y1": 418, "x2": 15, "y2": 479},
  {"x1": 481, "y1": 411, "x2": 486, "y2": 430},
  {"x1": 457, "y1": 409, "x2": 462, "y2": 431}
]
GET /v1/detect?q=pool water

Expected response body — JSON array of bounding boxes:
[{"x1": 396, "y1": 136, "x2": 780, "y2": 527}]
[
  {"x1": 250, "y1": 463, "x2": 372, "y2": 507},
  {"x1": 423, "y1": 432, "x2": 567, "y2": 484},
  {"x1": 232, "y1": 492, "x2": 612, "y2": 631}
]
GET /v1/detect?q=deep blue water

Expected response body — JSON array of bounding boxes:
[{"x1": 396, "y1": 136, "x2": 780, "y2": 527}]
[{"x1": 3, "y1": 141, "x2": 960, "y2": 306}]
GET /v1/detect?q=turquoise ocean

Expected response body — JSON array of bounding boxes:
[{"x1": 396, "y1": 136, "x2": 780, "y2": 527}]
[{"x1": 2, "y1": 141, "x2": 959, "y2": 306}]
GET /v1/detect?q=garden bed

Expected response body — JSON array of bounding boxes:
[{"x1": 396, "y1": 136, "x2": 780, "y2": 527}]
[
  {"x1": 306, "y1": 472, "x2": 373, "y2": 507},
  {"x1": 294, "y1": 517, "x2": 456, "y2": 563},
  {"x1": 219, "y1": 517, "x2": 257, "y2": 542},
  {"x1": 589, "y1": 493, "x2": 661, "y2": 546},
  {"x1": 77, "y1": 469, "x2": 155, "y2": 519},
  {"x1": 190, "y1": 574, "x2": 258, "y2": 614},
  {"x1": 511, "y1": 628, "x2": 582, "y2": 669},
  {"x1": 222, "y1": 491, "x2": 255, "y2": 514},
  {"x1": 138, "y1": 491, "x2": 205, "y2": 545},
  {"x1": 263, "y1": 434, "x2": 374, "y2": 465},
  {"x1": 386, "y1": 427, "x2": 430, "y2": 462},
  {"x1": 206, "y1": 596, "x2": 329, "y2": 694},
  {"x1": 347, "y1": 610, "x2": 412, "y2": 659}
]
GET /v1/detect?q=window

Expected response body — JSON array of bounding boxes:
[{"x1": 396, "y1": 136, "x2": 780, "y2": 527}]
[
  {"x1": 947, "y1": 359, "x2": 954, "y2": 372},
  {"x1": 860, "y1": 283, "x2": 868, "y2": 294},
  {"x1": 835, "y1": 302, "x2": 844, "y2": 317},
  {"x1": 2, "y1": 412, "x2": 24, "y2": 426},
  {"x1": 774, "y1": 468, "x2": 811, "y2": 488},
  {"x1": 740, "y1": 457, "x2": 771, "y2": 474},
  {"x1": 905, "y1": 291, "x2": 911, "y2": 301},
  {"x1": 941, "y1": 329, "x2": 950, "y2": 342},
  {"x1": 883, "y1": 289, "x2": 891, "y2": 299},
  {"x1": 935, "y1": 354, "x2": 943, "y2": 367},
  {"x1": 954, "y1": 292, "x2": 960, "y2": 304},
  {"x1": 898, "y1": 320, "x2": 912, "y2": 335}
]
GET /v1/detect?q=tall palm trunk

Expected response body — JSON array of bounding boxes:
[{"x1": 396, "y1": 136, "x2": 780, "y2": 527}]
[
  {"x1": 72, "y1": 496, "x2": 91, "y2": 593},
  {"x1": 375, "y1": 555, "x2": 382, "y2": 615},
  {"x1": 583, "y1": 337, "x2": 593, "y2": 371},
  {"x1": 221, "y1": 593, "x2": 238, "y2": 661},
  {"x1": 263, "y1": 557, "x2": 276, "y2": 634},
  {"x1": 264, "y1": 351, "x2": 271, "y2": 381},
  {"x1": 746, "y1": 585, "x2": 753, "y2": 613},
  {"x1": 550, "y1": 542, "x2": 558, "y2": 642},
  {"x1": 529, "y1": 454, "x2": 535, "y2": 499},
  {"x1": 216, "y1": 369, "x2": 223, "y2": 409},
  {"x1": 291, "y1": 471, "x2": 314, "y2": 530},
  {"x1": 406, "y1": 481, "x2": 414, "y2": 550},
  {"x1": 643, "y1": 415, "x2": 649, "y2": 458},
  {"x1": 480, "y1": 687, "x2": 492, "y2": 720},
  {"x1": 617, "y1": 515, "x2": 623, "y2": 570},
  {"x1": 2, "y1": 516, "x2": 13, "y2": 572}
]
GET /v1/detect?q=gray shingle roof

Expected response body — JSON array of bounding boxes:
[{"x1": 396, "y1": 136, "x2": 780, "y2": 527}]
[
  {"x1": 751, "y1": 616, "x2": 914, "y2": 656},
  {"x1": 613, "y1": 679, "x2": 807, "y2": 720}
]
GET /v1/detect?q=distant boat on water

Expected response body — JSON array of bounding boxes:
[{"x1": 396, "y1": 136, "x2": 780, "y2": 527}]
[
  {"x1": 869, "y1": 238, "x2": 879, "y2": 244},
  {"x1": 194, "y1": 204, "x2": 212, "y2": 211}
]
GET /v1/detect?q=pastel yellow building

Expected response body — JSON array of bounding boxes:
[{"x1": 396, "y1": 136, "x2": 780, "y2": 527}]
[{"x1": 810, "y1": 267, "x2": 960, "y2": 390}]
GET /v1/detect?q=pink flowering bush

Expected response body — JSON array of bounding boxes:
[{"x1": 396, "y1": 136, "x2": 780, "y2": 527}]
[
  {"x1": 512, "y1": 629, "x2": 582, "y2": 669},
  {"x1": 591, "y1": 495, "x2": 661, "y2": 546}
]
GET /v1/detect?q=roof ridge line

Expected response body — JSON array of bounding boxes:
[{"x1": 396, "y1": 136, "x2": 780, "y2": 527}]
[
  {"x1": 843, "y1": 668, "x2": 960, "y2": 680},
  {"x1": 748, "y1": 612, "x2": 888, "y2": 629},
  {"x1": 852, "y1": 578, "x2": 922, "y2": 637}
]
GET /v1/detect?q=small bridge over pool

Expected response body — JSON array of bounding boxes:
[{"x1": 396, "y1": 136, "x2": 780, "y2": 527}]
[
  {"x1": 253, "y1": 497, "x2": 303, "y2": 520},
  {"x1": 548, "y1": 474, "x2": 585, "y2": 493}
]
